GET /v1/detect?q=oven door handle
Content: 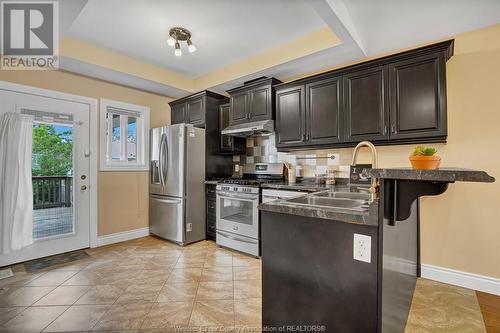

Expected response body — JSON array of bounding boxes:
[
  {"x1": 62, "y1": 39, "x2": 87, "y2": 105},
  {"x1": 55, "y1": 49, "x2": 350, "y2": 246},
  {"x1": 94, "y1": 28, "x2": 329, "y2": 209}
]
[
  {"x1": 216, "y1": 231, "x2": 259, "y2": 244},
  {"x1": 217, "y1": 192, "x2": 259, "y2": 200}
]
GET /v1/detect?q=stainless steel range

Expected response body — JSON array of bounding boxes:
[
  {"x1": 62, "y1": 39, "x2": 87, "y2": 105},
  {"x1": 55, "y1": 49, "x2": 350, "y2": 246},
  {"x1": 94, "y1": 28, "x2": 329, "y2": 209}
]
[{"x1": 216, "y1": 163, "x2": 283, "y2": 256}]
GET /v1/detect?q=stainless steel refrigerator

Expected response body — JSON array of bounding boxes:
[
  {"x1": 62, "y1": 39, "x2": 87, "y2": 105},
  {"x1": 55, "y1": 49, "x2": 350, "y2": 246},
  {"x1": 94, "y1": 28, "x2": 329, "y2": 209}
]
[{"x1": 149, "y1": 124, "x2": 206, "y2": 245}]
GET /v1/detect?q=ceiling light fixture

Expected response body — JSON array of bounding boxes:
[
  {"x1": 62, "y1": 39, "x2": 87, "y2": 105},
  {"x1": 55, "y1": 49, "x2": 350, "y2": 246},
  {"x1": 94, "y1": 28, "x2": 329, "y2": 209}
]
[
  {"x1": 167, "y1": 27, "x2": 196, "y2": 56},
  {"x1": 174, "y1": 41, "x2": 182, "y2": 57}
]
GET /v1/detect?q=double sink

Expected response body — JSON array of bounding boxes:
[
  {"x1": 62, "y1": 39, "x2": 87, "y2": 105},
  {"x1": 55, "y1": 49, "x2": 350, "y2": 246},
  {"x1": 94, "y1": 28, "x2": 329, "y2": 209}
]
[{"x1": 285, "y1": 191, "x2": 371, "y2": 211}]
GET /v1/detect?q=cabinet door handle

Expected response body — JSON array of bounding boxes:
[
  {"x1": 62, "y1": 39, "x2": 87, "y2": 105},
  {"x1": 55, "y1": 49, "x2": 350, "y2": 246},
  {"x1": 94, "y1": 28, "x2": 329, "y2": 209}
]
[
  {"x1": 306, "y1": 134, "x2": 310, "y2": 141},
  {"x1": 383, "y1": 126, "x2": 388, "y2": 135},
  {"x1": 391, "y1": 125, "x2": 396, "y2": 134}
]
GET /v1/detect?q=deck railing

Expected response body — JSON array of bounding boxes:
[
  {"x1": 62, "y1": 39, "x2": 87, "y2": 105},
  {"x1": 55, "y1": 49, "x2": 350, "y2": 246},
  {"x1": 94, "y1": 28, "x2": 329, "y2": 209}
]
[{"x1": 32, "y1": 176, "x2": 72, "y2": 210}]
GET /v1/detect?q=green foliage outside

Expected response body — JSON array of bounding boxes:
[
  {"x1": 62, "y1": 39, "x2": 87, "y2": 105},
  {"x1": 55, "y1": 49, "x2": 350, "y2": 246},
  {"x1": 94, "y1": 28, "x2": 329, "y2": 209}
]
[
  {"x1": 32, "y1": 124, "x2": 73, "y2": 176},
  {"x1": 412, "y1": 146, "x2": 437, "y2": 156}
]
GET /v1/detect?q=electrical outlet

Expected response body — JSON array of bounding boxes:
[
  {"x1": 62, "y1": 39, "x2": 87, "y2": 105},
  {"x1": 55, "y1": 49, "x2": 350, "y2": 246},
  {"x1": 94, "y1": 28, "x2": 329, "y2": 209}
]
[{"x1": 353, "y1": 233, "x2": 371, "y2": 263}]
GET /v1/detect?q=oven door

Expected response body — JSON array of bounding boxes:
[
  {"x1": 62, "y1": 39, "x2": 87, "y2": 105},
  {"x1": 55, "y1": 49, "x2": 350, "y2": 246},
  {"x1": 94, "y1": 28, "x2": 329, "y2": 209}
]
[{"x1": 216, "y1": 191, "x2": 259, "y2": 239}]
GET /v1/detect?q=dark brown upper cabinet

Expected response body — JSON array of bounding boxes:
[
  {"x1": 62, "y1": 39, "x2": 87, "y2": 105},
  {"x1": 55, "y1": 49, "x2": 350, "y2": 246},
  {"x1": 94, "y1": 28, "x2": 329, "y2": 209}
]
[
  {"x1": 168, "y1": 90, "x2": 233, "y2": 179},
  {"x1": 275, "y1": 85, "x2": 306, "y2": 148},
  {"x1": 229, "y1": 90, "x2": 248, "y2": 125},
  {"x1": 187, "y1": 95, "x2": 205, "y2": 127},
  {"x1": 227, "y1": 77, "x2": 282, "y2": 126},
  {"x1": 388, "y1": 52, "x2": 447, "y2": 141},
  {"x1": 274, "y1": 40, "x2": 453, "y2": 151},
  {"x1": 306, "y1": 75, "x2": 343, "y2": 146},
  {"x1": 170, "y1": 103, "x2": 186, "y2": 125},
  {"x1": 249, "y1": 85, "x2": 272, "y2": 121},
  {"x1": 344, "y1": 66, "x2": 389, "y2": 143},
  {"x1": 219, "y1": 103, "x2": 246, "y2": 154}
]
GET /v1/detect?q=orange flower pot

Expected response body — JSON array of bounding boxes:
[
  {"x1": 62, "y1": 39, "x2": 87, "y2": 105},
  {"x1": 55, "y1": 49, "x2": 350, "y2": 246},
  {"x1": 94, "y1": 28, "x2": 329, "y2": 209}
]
[{"x1": 409, "y1": 155, "x2": 441, "y2": 170}]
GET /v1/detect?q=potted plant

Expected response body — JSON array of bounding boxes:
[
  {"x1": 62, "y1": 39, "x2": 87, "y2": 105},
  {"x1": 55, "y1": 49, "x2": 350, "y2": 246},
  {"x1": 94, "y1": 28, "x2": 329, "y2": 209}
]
[{"x1": 409, "y1": 146, "x2": 441, "y2": 170}]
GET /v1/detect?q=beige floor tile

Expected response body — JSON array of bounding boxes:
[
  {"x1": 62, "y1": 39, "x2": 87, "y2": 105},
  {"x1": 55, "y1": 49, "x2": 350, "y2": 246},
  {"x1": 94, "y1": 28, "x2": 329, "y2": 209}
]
[
  {"x1": 133, "y1": 269, "x2": 171, "y2": 285},
  {"x1": 62, "y1": 270, "x2": 104, "y2": 286},
  {"x1": 0, "y1": 307, "x2": 26, "y2": 325},
  {"x1": 204, "y1": 256, "x2": 233, "y2": 267},
  {"x1": 405, "y1": 278, "x2": 487, "y2": 333},
  {"x1": 180, "y1": 249, "x2": 207, "y2": 259},
  {"x1": 98, "y1": 270, "x2": 137, "y2": 286},
  {"x1": 43, "y1": 304, "x2": 110, "y2": 332},
  {"x1": 0, "y1": 286, "x2": 55, "y2": 306},
  {"x1": 167, "y1": 268, "x2": 203, "y2": 283},
  {"x1": 34, "y1": 285, "x2": 91, "y2": 306},
  {"x1": 84, "y1": 259, "x2": 121, "y2": 271},
  {"x1": 233, "y1": 266, "x2": 261, "y2": 281},
  {"x1": 201, "y1": 266, "x2": 233, "y2": 282},
  {"x1": 0, "y1": 273, "x2": 43, "y2": 288},
  {"x1": 234, "y1": 279, "x2": 261, "y2": 299},
  {"x1": 234, "y1": 298, "x2": 262, "y2": 325},
  {"x1": 141, "y1": 301, "x2": 193, "y2": 328},
  {"x1": 52, "y1": 259, "x2": 92, "y2": 271},
  {"x1": 92, "y1": 302, "x2": 154, "y2": 331},
  {"x1": 142, "y1": 259, "x2": 177, "y2": 271},
  {"x1": 196, "y1": 281, "x2": 234, "y2": 300},
  {"x1": 157, "y1": 281, "x2": 199, "y2": 302},
  {"x1": 232, "y1": 255, "x2": 261, "y2": 267},
  {"x1": 175, "y1": 256, "x2": 206, "y2": 268},
  {"x1": 76, "y1": 285, "x2": 125, "y2": 305},
  {"x1": 27, "y1": 270, "x2": 78, "y2": 286},
  {"x1": 2, "y1": 305, "x2": 67, "y2": 333},
  {"x1": 190, "y1": 299, "x2": 235, "y2": 327},
  {"x1": 116, "y1": 283, "x2": 163, "y2": 303}
]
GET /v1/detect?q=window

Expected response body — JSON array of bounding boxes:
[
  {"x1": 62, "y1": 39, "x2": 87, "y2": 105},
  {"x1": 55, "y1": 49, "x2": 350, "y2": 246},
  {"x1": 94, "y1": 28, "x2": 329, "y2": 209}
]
[{"x1": 100, "y1": 99, "x2": 150, "y2": 171}]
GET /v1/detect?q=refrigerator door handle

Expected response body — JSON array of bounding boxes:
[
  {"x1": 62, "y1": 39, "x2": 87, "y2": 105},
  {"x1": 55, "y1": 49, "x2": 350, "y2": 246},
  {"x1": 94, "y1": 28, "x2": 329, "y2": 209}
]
[
  {"x1": 163, "y1": 133, "x2": 169, "y2": 186},
  {"x1": 158, "y1": 134, "x2": 165, "y2": 187},
  {"x1": 150, "y1": 195, "x2": 182, "y2": 205}
]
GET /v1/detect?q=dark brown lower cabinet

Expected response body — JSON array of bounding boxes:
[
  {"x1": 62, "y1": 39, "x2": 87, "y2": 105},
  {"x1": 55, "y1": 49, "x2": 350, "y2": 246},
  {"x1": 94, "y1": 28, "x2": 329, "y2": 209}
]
[{"x1": 206, "y1": 184, "x2": 216, "y2": 240}]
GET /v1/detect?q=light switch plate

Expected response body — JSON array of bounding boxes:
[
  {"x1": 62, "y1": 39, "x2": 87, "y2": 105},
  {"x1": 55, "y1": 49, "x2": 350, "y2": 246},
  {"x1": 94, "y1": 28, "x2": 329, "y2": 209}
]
[{"x1": 353, "y1": 233, "x2": 371, "y2": 263}]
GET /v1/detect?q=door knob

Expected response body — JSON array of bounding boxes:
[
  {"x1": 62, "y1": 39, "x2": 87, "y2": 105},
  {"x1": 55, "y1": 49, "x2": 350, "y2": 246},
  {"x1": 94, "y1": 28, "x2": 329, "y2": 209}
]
[
  {"x1": 81, "y1": 175, "x2": 87, "y2": 180},
  {"x1": 81, "y1": 185, "x2": 88, "y2": 191}
]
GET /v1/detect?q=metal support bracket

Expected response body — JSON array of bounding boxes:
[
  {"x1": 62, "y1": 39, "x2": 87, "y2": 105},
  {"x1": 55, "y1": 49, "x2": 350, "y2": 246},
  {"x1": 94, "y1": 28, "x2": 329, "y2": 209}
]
[{"x1": 383, "y1": 179, "x2": 449, "y2": 225}]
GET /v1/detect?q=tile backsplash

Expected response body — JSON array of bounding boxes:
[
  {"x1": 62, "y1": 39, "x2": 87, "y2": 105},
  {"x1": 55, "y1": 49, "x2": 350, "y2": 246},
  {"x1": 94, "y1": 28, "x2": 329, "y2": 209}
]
[{"x1": 232, "y1": 134, "x2": 351, "y2": 178}]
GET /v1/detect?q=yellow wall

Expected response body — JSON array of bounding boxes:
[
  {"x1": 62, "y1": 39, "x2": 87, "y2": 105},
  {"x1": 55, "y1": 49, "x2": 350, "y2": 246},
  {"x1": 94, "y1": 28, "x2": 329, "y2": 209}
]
[
  {"x1": 0, "y1": 70, "x2": 172, "y2": 236},
  {"x1": 289, "y1": 24, "x2": 500, "y2": 278}
]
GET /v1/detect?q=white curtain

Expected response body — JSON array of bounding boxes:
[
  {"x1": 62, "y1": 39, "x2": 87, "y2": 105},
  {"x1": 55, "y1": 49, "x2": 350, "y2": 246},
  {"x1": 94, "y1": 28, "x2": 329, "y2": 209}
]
[{"x1": 0, "y1": 112, "x2": 34, "y2": 253}]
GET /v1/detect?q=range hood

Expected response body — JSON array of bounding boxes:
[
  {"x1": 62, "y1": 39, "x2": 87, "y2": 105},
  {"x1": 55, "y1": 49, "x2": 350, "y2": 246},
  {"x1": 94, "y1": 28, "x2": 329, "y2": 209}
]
[{"x1": 221, "y1": 119, "x2": 274, "y2": 137}]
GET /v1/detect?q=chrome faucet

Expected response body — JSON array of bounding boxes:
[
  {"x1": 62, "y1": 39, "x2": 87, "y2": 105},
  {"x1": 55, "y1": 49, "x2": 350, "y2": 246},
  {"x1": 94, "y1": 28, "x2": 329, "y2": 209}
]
[{"x1": 351, "y1": 141, "x2": 379, "y2": 202}]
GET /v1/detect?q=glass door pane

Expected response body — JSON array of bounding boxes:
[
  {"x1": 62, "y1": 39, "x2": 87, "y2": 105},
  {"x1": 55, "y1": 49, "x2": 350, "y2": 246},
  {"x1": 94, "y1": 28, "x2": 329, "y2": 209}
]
[
  {"x1": 219, "y1": 197, "x2": 253, "y2": 226},
  {"x1": 32, "y1": 123, "x2": 74, "y2": 239}
]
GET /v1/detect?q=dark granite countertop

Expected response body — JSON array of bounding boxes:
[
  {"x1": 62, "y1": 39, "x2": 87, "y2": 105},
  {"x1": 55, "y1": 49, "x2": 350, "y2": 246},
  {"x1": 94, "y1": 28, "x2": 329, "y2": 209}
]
[
  {"x1": 363, "y1": 167, "x2": 495, "y2": 183},
  {"x1": 258, "y1": 186, "x2": 379, "y2": 226}
]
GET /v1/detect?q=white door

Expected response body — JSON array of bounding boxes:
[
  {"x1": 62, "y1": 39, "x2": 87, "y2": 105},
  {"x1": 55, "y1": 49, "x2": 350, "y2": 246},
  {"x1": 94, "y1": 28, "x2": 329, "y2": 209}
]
[{"x1": 0, "y1": 88, "x2": 91, "y2": 266}]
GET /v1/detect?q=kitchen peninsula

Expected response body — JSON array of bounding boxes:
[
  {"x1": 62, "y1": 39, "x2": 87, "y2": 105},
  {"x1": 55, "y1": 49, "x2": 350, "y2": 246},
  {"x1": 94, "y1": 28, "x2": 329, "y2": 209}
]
[{"x1": 259, "y1": 168, "x2": 495, "y2": 333}]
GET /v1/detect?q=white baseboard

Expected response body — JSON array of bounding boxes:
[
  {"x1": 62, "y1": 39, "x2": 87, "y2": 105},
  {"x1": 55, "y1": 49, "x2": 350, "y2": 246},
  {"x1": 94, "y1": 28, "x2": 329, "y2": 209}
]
[
  {"x1": 96, "y1": 227, "x2": 150, "y2": 247},
  {"x1": 421, "y1": 264, "x2": 500, "y2": 296}
]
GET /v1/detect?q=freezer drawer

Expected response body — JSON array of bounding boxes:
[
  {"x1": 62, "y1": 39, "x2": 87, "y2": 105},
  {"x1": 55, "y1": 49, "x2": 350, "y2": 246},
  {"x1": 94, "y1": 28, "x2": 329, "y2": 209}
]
[{"x1": 149, "y1": 195, "x2": 185, "y2": 244}]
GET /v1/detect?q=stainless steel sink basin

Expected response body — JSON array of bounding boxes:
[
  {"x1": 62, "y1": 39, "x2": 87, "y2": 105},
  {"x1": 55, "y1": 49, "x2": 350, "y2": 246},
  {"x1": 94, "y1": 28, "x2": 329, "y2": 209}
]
[
  {"x1": 286, "y1": 196, "x2": 368, "y2": 210},
  {"x1": 313, "y1": 191, "x2": 370, "y2": 201}
]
